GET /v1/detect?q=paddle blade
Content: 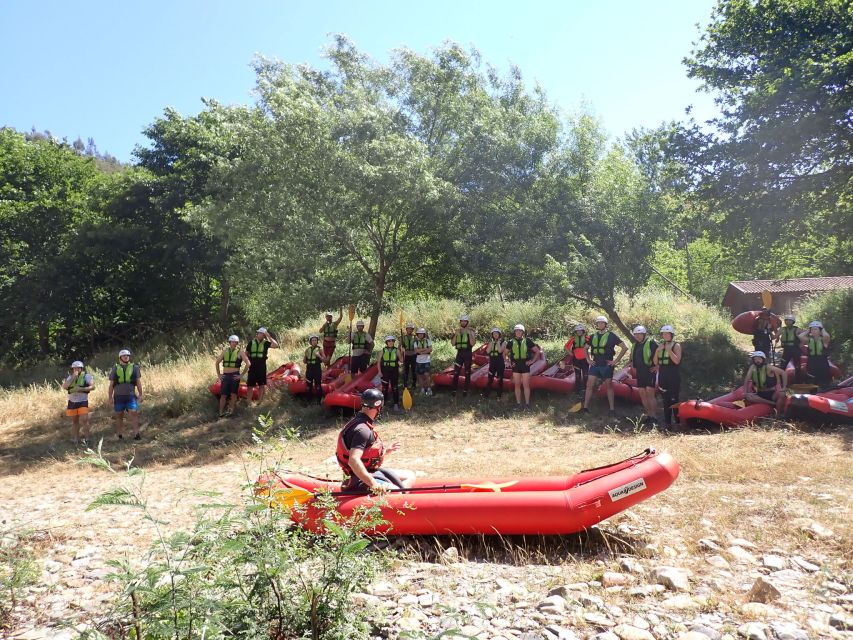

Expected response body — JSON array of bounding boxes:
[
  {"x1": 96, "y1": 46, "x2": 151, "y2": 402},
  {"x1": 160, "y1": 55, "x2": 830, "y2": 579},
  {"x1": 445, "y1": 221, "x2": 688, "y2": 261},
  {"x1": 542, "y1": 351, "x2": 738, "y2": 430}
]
[
  {"x1": 258, "y1": 485, "x2": 315, "y2": 509},
  {"x1": 569, "y1": 401, "x2": 583, "y2": 413},
  {"x1": 733, "y1": 400, "x2": 746, "y2": 408},
  {"x1": 402, "y1": 386, "x2": 413, "y2": 411},
  {"x1": 344, "y1": 373, "x2": 353, "y2": 383},
  {"x1": 399, "y1": 309, "x2": 404, "y2": 331},
  {"x1": 348, "y1": 304, "x2": 355, "y2": 321},
  {"x1": 761, "y1": 290, "x2": 772, "y2": 309},
  {"x1": 461, "y1": 480, "x2": 519, "y2": 492}
]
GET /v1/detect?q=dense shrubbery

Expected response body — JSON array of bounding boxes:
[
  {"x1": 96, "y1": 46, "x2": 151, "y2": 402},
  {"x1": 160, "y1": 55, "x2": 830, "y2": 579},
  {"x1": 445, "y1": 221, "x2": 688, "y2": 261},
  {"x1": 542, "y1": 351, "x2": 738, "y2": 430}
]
[{"x1": 796, "y1": 289, "x2": 852, "y2": 372}]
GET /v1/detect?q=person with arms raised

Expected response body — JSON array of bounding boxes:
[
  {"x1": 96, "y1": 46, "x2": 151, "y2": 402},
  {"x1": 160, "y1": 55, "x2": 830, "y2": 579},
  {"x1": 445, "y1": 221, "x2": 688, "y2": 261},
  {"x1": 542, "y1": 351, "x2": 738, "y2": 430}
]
[
  {"x1": 799, "y1": 321, "x2": 832, "y2": 388},
  {"x1": 653, "y1": 326, "x2": 682, "y2": 426},
  {"x1": 246, "y1": 327, "x2": 279, "y2": 404}
]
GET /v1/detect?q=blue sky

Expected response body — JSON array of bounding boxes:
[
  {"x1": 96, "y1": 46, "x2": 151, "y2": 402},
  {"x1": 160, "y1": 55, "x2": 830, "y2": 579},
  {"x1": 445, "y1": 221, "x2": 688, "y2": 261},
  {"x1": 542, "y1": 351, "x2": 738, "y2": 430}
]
[{"x1": 0, "y1": 0, "x2": 719, "y2": 162}]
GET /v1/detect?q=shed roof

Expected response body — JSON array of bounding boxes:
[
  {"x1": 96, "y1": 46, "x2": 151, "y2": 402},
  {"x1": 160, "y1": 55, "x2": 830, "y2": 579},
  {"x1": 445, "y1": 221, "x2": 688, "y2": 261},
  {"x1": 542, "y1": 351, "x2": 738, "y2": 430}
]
[{"x1": 728, "y1": 276, "x2": 853, "y2": 294}]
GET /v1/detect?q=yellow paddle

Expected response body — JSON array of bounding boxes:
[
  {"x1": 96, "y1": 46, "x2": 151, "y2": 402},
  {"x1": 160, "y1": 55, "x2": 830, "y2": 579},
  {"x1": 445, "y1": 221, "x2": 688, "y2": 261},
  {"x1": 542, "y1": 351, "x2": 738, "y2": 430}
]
[
  {"x1": 733, "y1": 400, "x2": 746, "y2": 408},
  {"x1": 266, "y1": 480, "x2": 520, "y2": 509},
  {"x1": 344, "y1": 304, "x2": 356, "y2": 383},
  {"x1": 400, "y1": 309, "x2": 413, "y2": 411},
  {"x1": 761, "y1": 289, "x2": 772, "y2": 309},
  {"x1": 569, "y1": 401, "x2": 584, "y2": 413}
]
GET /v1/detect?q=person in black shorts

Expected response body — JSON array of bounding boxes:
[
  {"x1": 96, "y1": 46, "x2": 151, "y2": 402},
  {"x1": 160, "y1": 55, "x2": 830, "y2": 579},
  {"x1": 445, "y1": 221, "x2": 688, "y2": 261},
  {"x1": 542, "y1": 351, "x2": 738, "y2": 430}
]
[
  {"x1": 215, "y1": 336, "x2": 248, "y2": 417},
  {"x1": 653, "y1": 325, "x2": 682, "y2": 426},
  {"x1": 303, "y1": 334, "x2": 328, "y2": 404},
  {"x1": 348, "y1": 320, "x2": 373, "y2": 376},
  {"x1": 630, "y1": 325, "x2": 658, "y2": 424},
  {"x1": 581, "y1": 316, "x2": 627, "y2": 416},
  {"x1": 379, "y1": 335, "x2": 404, "y2": 411},
  {"x1": 743, "y1": 350, "x2": 787, "y2": 414},
  {"x1": 452, "y1": 314, "x2": 477, "y2": 397},
  {"x1": 401, "y1": 322, "x2": 418, "y2": 389},
  {"x1": 246, "y1": 327, "x2": 279, "y2": 403},
  {"x1": 776, "y1": 315, "x2": 802, "y2": 383},
  {"x1": 484, "y1": 327, "x2": 507, "y2": 399},
  {"x1": 564, "y1": 324, "x2": 590, "y2": 393},
  {"x1": 335, "y1": 389, "x2": 415, "y2": 493},
  {"x1": 799, "y1": 320, "x2": 832, "y2": 388},
  {"x1": 506, "y1": 324, "x2": 540, "y2": 411}
]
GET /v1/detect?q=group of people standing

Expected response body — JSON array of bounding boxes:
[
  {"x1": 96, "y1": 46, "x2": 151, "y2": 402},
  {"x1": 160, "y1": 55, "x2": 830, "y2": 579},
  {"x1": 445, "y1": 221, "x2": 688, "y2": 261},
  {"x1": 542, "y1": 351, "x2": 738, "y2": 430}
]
[{"x1": 753, "y1": 310, "x2": 834, "y2": 387}]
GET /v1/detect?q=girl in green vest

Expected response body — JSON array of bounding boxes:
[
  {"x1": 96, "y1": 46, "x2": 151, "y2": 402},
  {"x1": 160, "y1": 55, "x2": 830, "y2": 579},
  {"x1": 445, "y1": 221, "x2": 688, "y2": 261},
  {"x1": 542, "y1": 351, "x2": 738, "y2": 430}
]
[
  {"x1": 380, "y1": 336, "x2": 405, "y2": 411},
  {"x1": 507, "y1": 324, "x2": 541, "y2": 411},
  {"x1": 798, "y1": 321, "x2": 832, "y2": 387}
]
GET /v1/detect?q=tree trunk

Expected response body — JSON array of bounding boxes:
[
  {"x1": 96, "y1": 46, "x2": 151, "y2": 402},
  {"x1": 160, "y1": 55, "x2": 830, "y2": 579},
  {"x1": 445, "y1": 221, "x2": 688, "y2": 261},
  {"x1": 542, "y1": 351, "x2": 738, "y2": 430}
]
[
  {"x1": 685, "y1": 242, "x2": 694, "y2": 295},
  {"x1": 602, "y1": 305, "x2": 633, "y2": 340},
  {"x1": 219, "y1": 278, "x2": 231, "y2": 329},
  {"x1": 368, "y1": 271, "x2": 387, "y2": 338},
  {"x1": 38, "y1": 321, "x2": 50, "y2": 356}
]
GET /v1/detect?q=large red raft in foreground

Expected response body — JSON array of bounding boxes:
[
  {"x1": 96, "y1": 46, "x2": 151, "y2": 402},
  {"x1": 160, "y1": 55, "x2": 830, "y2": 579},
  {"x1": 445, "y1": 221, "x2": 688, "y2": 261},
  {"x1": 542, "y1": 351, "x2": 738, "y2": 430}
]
[
  {"x1": 208, "y1": 363, "x2": 300, "y2": 401},
  {"x1": 260, "y1": 449, "x2": 680, "y2": 536}
]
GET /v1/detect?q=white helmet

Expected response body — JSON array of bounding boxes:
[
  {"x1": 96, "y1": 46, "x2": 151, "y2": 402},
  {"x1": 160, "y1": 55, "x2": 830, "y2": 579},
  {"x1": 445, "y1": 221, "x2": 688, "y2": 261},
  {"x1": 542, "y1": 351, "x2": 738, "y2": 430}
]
[
  {"x1": 632, "y1": 325, "x2": 647, "y2": 334},
  {"x1": 308, "y1": 333, "x2": 319, "y2": 341},
  {"x1": 595, "y1": 315, "x2": 608, "y2": 324},
  {"x1": 228, "y1": 335, "x2": 239, "y2": 342},
  {"x1": 660, "y1": 325, "x2": 675, "y2": 335},
  {"x1": 750, "y1": 351, "x2": 767, "y2": 360},
  {"x1": 416, "y1": 327, "x2": 426, "y2": 335},
  {"x1": 325, "y1": 311, "x2": 333, "y2": 317},
  {"x1": 574, "y1": 324, "x2": 586, "y2": 331},
  {"x1": 405, "y1": 321, "x2": 415, "y2": 329},
  {"x1": 459, "y1": 315, "x2": 470, "y2": 322},
  {"x1": 355, "y1": 319, "x2": 365, "y2": 327},
  {"x1": 118, "y1": 349, "x2": 131, "y2": 357},
  {"x1": 513, "y1": 324, "x2": 525, "y2": 332},
  {"x1": 783, "y1": 315, "x2": 795, "y2": 322},
  {"x1": 71, "y1": 360, "x2": 84, "y2": 368},
  {"x1": 491, "y1": 327, "x2": 502, "y2": 335},
  {"x1": 384, "y1": 335, "x2": 396, "y2": 342},
  {"x1": 808, "y1": 320, "x2": 823, "y2": 329}
]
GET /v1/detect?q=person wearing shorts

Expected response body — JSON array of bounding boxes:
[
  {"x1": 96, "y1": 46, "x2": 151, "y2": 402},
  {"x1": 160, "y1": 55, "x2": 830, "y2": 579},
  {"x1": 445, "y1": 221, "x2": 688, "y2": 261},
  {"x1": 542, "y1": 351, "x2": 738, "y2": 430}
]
[
  {"x1": 452, "y1": 314, "x2": 477, "y2": 397},
  {"x1": 581, "y1": 316, "x2": 627, "y2": 416},
  {"x1": 506, "y1": 324, "x2": 540, "y2": 411},
  {"x1": 414, "y1": 328, "x2": 433, "y2": 395},
  {"x1": 335, "y1": 389, "x2": 415, "y2": 494},
  {"x1": 744, "y1": 350, "x2": 787, "y2": 415},
  {"x1": 63, "y1": 360, "x2": 94, "y2": 444},
  {"x1": 303, "y1": 333, "x2": 328, "y2": 404},
  {"x1": 108, "y1": 349, "x2": 144, "y2": 439},
  {"x1": 629, "y1": 326, "x2": 658, "y2": 424},
  {"x1": 484, "y1": 328, "x2": 507, "y2": 399},
  {"x1": 348, "y1": 320, "x2": 374, "y2": 376},
  {"x1": 246, "y1": 327, "x2": 279, "y2": 403},
  {"x1": 215, "y1": 336, "x2": 248, "y2": 417}
]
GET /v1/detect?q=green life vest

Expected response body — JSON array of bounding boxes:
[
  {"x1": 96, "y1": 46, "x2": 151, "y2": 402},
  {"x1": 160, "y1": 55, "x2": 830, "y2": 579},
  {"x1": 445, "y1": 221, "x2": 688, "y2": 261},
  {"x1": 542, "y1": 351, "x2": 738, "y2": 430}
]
[
  {"x1": 573, "y1": 335, "x2": 587, "y2": 350},
  {"x1": 304, "y1": 346, "x2": 321, "y2": 365},
  {"x1": 780, "y1": 326, "x2": 798, "y2": 347},
  {"x1": 352, "y1": 332, "x2": 367, "y2": 349},
  {"x1": 223, "y1": 348, "x2": 240, "y2": 368},
  {"x1": 591, "y1": 332, "x2": 611, "y2": 356},
  {"x1": 488, "y1": 339, "x2": 504, "y2": 357},
  {"x1": 322, "y1": 321, "x2": 337, "y2": 339},
  {"x1": 382, "y1": 347, "x2": 399, "y2": 367},
  {"x1": 658, "y1": 343, "x2": 677, "y2": 366},
  {"x1": 249, "y1": 339, "x2": 267, "y2": 359},
  {"x1": 808, "y1": 337, "x2": 825, "y2": 356},
  {"x1": 402, "y1": 334, "x2": 416, "y2": 351},
  {"x1": 510, "y1": 338, "x2": 528, "y2": 361},
  {"x1": 455, "y1": 331, "x2": 471, "y2": 349},
  {"x1": 68, "y1": 372, "x2": 87, "y2": 392},
  {"x1": 115, "y1": 363, "x2": 136, "y2": 383},
  {"x1": 632, "y1": 338, "x2": 653, "y2": 367},
  {"x1": 751, "y1": 365, "x2": 771, "y2": 391}
]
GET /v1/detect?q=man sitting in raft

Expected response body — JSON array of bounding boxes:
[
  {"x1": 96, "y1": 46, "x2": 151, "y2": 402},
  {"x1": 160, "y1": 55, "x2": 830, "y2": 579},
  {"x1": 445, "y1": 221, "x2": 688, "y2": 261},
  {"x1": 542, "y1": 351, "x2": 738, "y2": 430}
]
[
  {"x1": 507, "y1": 324, "x2": 540, "y2": 411},
  {"x1": 564, "y1": 324, "x2": 590, "y2": 393},
  {"x1": 630, "y1": 326, "x2": 659, "y2": 425},
  {"x1": 451, "y1": 314, "x2": 477, "y2": 397},
  {"x1": 336, "y1": 388, "x2": 415, "y2": 494},
  {"x1": 320, "y1": 309, "x2": 343, "y2": 361},
  {"x1": 484, "y1": 327, "x2": 507, "y2": 399},
  {"x1": 744, "y1": 350, "x2": 788, "y2": 415},
  {"x1": 581, "y1": 316, "x2": 627, "y2": 416},
  {"x1": 799, "y1": 321, "x2": 832, "y2": 388}
]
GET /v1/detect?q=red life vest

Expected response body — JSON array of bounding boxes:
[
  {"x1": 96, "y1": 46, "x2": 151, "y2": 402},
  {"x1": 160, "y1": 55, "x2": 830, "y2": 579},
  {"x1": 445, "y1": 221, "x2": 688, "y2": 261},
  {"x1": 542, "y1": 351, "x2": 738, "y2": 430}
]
[
  {"x1": 571, "y1": 334, "x2": 588, "y2": 360},
  {"x1": 335, "y1": 414, "x2": 385, "y2": 476}
]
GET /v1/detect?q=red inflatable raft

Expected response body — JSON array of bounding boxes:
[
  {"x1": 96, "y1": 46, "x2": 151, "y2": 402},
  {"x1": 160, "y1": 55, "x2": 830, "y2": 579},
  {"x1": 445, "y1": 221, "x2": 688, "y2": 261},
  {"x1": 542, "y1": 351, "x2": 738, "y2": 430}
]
[
  {"x1": 731, "y1": 310, "x2": 780, "y2": 335},
  {"x1": 208, "y1": 363, "x2": 300, "y2": 401},
  {"x1": 322, "y1": 363, "x2": 383, "y2": 410},
  {"x1": 432, "y1": 345, "x2": 490, "y2": 388},
  {"x1": 468, "y1": 350, "x2": 549, "y2": 389},
  {"x1": 676, "y1": 386, "x2": 772, "y2": 427},
  {"x1": 529, "y1": 357, "x2": 577, "y2": 394},
  {"x1": 595, "y1": 367, "x2": 643, "y2": 404},
  {"x1": 786, "y1": 384, "x2": 853, "y2": 423},
  {"x1": 288, "y1": 356, "x2": 351, "y2": 396},
  {"x1": 261, "y1": 448, "x2": 680, "y2": 536}
]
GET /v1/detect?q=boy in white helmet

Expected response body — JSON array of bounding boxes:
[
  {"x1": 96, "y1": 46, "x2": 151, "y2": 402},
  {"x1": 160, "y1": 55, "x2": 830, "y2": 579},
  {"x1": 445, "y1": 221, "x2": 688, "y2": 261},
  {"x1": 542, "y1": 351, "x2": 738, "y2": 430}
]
[
  {"x1": 581, "y1": 316, "x2": 627, "y2": 416},
  {"x1": 379, "y1": 336, "x2": 405, "y2": 411},
  {"x1": 109, "y1": 349, "x2": 144, "y2": 438},
  {"x1": 507, "y1": 324, "x2": 540, "y2": 410},
  {"x1": 62, "y1": 360, "x2": 95, "y2": 444},
  {"x1": 348, "y1": 320, "x2": 374, "y2": 375},
  {"x1": 303, "y1": 334, "x2": 329, "y2": 404},
  {"x1": 484, "y1": 328, "x2": 507, "y2": 399},
  {"x1": 743, "y1": 351, "x2": 787, "y2": 414},
  {"x1": 452, "y1": 314, "x2": 477, "y2": 396},
  {"x1": 414, "y1": 328, "x2": 433, "y2": 395},
  {"x1": 401, "y1": 321, "x2": 418, "y2": 389},
  {"x1": 215, "y1": 336, "x2": 248, "y2": 417},
  {"x1": 319, "y1": 308, "x2": 343, "y2": 361},
  {"x1": 653, "y1": 326, "x2": 682, "y2": 426},
  {"x1": 246, "y1": 327, "x2": 279, "y2": 404},
  {"x1": 798, "y1": 321, "x2": 832, "y2": 387},
  {"x1": 775, "y1": 315, "x2": 802, "y2": 383}
]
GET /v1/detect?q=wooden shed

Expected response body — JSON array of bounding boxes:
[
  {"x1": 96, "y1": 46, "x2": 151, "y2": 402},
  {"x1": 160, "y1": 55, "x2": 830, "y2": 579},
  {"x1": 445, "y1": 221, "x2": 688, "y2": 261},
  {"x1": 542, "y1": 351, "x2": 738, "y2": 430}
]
[{"x1": 722, "y1": 276, "x2": 853, "y2": 316}]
